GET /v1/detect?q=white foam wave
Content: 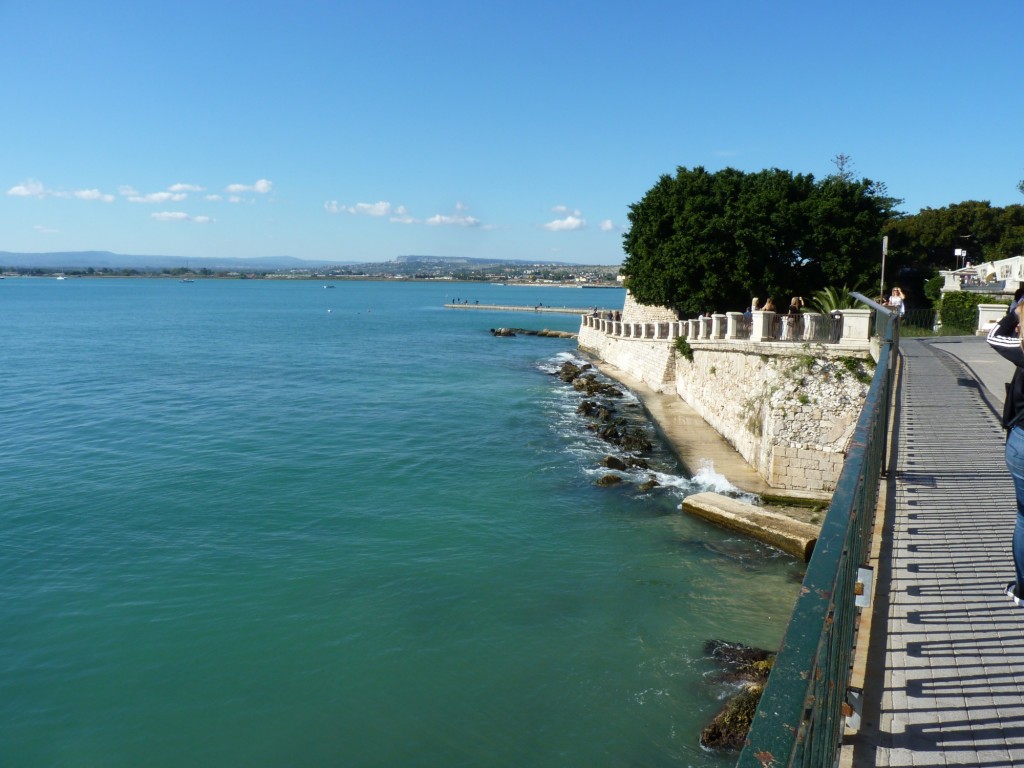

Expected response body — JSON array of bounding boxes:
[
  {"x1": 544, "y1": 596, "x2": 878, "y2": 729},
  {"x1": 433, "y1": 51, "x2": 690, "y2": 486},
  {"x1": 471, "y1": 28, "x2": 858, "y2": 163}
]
[{"x1": 689, "y1": 460, "x2": 758, "y2": 502}]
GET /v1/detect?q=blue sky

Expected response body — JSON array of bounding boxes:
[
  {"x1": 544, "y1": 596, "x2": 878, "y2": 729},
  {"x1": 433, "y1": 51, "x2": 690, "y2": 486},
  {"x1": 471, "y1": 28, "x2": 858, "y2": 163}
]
[{"x1": 2, "y1": 1, "x2": 1022, "y2": 265}]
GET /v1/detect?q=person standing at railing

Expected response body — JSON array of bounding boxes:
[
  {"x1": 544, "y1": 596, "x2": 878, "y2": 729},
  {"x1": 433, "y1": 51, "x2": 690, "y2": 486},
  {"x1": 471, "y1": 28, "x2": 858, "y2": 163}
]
[
  {"x1": 888, "y1": 287, "x2": 906, "y2": 318},
  {"x1": 986, "y1": 302, "x2": 1024, "y2": 606},
  {"x1": 781, "y1": 296, "x2": 804, "y2": 340}
]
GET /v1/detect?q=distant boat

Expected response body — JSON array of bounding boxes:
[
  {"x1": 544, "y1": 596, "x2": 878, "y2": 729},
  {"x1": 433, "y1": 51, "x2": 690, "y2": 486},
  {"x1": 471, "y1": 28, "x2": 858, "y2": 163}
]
[
  {"x1": 55, "y1": 275, "x2": 66, "y2": 280},
  {"x1": 324, "y1": 285, "x2": 335, "y2": 289},
  {"x1": 180, "y1": 277, "x2": 195, "y2": 283}
]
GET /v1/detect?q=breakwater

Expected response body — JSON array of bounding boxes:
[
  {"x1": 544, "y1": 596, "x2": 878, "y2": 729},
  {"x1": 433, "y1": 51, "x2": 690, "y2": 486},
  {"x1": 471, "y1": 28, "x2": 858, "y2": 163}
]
[{"x1": 445, "y1": 303, "x2": 607, "y2": 315}]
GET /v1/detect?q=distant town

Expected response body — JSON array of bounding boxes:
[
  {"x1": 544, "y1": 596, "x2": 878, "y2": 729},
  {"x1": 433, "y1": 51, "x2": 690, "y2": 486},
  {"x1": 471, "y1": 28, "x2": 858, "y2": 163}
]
[{"x1": 0, "y1": 252, "x2": 623, "y2": 286}]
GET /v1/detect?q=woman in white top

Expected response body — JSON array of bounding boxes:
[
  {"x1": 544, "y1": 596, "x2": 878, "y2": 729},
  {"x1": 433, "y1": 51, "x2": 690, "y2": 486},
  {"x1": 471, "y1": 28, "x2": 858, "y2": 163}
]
[{"x1": 888, "y1": 287, "x2": 905, "y2": 317}]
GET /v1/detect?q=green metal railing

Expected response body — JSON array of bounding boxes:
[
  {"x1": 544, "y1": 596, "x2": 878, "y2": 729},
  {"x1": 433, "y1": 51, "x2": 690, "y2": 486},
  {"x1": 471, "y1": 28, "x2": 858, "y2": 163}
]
[{"x1": 736, "y1": 296, "x2": 899, "y2": 768}]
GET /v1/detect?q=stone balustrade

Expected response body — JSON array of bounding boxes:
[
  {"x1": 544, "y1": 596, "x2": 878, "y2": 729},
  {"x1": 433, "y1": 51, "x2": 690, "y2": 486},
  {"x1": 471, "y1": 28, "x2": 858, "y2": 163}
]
[{"x1": 580, "y1": 308, "x2": 872, "y2": 348}]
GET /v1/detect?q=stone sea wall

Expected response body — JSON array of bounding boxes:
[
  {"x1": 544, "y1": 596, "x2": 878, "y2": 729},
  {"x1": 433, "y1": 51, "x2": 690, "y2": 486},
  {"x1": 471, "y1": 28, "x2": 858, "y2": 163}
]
[{"x1": 577, "y1": 294, "x2": 871, "y2": 493}]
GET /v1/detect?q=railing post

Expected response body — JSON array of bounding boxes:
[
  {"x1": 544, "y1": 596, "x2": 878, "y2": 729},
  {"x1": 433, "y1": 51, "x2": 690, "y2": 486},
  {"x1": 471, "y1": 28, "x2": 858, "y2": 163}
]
[
  {"x1": 711, "y1": 313, "x2": 727, "y2": 340},
  {"x1": 837, "y1": 309, "x2": 872, "y2": 344},
  {"x1": 752, "y1": 310, "x2": 775, "y2": 341},
  {"x1": 725, "y1": 312, "x2": 743, "y2": 340}
]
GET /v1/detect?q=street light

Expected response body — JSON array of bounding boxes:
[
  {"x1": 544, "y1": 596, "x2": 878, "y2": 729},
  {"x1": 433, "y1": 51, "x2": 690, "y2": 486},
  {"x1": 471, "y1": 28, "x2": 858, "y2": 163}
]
[{"x1": 954, "y1": 248, "x2": 967, "y2": 270}]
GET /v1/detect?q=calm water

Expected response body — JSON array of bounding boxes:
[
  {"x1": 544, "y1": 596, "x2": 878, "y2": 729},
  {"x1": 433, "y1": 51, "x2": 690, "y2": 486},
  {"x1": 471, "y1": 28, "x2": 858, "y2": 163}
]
[{"x1": 0, "y1": 279, "x2": 801, "y2": 767}]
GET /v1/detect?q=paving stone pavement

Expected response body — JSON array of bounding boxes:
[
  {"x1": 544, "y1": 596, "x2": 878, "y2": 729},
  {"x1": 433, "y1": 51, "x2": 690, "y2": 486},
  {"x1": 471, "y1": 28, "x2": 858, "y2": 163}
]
[{"x1": 851, "y1": 337, "x2": 1024, "y2": 767}]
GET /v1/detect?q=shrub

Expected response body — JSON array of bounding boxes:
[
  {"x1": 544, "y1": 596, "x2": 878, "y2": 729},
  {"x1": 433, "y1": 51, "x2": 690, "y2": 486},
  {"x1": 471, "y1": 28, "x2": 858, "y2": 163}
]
[
  {"x1": 940, "y1": 292, "x2": 1006, "y2": 335},
  {"x1": 675, "y1": 336, "x2": 694, "y2": 361}
]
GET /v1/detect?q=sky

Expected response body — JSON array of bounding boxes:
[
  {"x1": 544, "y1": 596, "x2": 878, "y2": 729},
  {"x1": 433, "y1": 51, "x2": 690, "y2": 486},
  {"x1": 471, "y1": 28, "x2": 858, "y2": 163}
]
[{"x1": 2, "y1": 1, "x2": 1022, "y2": 266}]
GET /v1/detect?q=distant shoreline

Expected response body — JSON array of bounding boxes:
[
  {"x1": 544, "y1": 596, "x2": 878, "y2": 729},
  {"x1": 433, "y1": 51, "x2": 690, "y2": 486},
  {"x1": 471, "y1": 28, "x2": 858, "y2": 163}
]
[{"x1": 1, "y1": 273, "x2": 622, "y2": 289}]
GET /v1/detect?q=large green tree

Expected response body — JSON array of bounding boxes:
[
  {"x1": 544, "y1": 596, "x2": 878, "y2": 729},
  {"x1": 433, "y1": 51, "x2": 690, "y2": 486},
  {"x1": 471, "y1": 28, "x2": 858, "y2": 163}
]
[{"x1": 620, "y1": 166, "x2": 899, "y2": 315}]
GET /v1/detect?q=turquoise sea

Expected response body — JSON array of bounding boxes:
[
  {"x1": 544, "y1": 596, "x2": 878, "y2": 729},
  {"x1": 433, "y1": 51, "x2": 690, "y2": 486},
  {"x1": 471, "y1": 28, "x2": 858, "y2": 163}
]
[{"x1": 1, "y1": 278, "x2": 801, "y2": 767}]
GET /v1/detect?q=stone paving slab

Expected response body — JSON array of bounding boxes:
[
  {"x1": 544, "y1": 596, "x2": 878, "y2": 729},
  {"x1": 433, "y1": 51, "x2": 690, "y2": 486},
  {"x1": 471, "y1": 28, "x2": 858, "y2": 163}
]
[{"x1": 849, "y1": 337, "x2": 1024, "y2": 767}]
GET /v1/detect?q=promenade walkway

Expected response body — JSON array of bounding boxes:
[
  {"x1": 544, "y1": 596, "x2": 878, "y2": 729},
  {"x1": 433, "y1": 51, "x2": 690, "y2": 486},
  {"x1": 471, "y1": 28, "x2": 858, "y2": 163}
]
[{"x1": 849, "y1": 336, "x2": 1024, "y2": 766}]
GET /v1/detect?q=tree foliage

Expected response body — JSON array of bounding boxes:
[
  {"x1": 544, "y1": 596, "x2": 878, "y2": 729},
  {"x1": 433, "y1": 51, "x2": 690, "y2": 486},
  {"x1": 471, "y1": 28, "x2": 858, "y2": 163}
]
[
  {"x1": 620, "y1": 166, "x2": 899, "y2": 316},
  {"x1": 883, "y1": 200, "x2": 1024, "y2": 275}
]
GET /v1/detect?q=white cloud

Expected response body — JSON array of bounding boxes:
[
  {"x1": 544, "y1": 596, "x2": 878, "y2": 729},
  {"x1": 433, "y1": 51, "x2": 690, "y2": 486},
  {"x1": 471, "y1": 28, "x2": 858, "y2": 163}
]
[
  {"x1": 325, "y1": 200, "x2": 398, "y2": 217},
  {"x1": 351, "y1": 201, "x2": 392, "y2": 216},
  {"x1": 74, "y1": 189, "x2": 115, "y2": 202},
  {"x1": 34, "y1": 224, "x2": 58, "y2": 233},
  {"x1": 118, "y1": 185, "x2": 139, "y2": 197},
  {"x1": 226, "y1": 179, "x2": 273, "y2": 194},
  {"x1": 552, "y1": 205, "x2": 582, "y2": 217},
  {"x1": 389, "y1": 206, "x2": 418, "y2": 224},
  {"x1": 600, "y1": 219, "x2": 615, "y2": 232},
  {"x1": 150, "y1": 211, "x2": 214, "y2": 223},
  {"x1": 543, "y1": 215, "x2": 586, "y2": 231},
  {"x1": 129, "y1": 191, "x2": 187, "y2": 203},
  {"x1": 426, "y1": 203, "x2": 481, "y2": 227},
  {"x1": 228, "y1": 195, "x2": 242, "y2": 204},
  {"x1": 427, "y1": 212, "x2": 480, "y2": 227},
  {"x1": 206, "y1": 194, "x2": 223, "y2": 201},
  {"x1": 8, "y1": 179, "x2": 46, "y2": 197},
  {"x1": 169, "y1": 183, "x2": 204, "y2": 193},
  {"x1": 10, "y1": 179, "x2": 112, "y2": 202}
]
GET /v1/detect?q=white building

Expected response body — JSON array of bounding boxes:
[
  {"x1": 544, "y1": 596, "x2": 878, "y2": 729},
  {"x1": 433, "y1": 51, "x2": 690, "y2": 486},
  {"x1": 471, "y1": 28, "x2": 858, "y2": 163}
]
[{"x1": 941, "y1": 255, "x2": 1024, "y2": 294}]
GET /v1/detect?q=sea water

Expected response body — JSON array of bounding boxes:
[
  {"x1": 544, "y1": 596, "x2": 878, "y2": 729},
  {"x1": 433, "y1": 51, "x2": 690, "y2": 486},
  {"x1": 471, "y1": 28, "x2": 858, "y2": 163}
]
[{"x1": 0, "y1": 279, "x2": 802, "y2": 767}]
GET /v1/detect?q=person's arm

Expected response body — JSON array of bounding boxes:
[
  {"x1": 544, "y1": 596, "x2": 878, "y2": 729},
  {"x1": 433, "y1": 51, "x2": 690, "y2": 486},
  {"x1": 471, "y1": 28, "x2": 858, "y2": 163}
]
[{"x1": 987, "y1": 305, "x2": 1024, "y2": 367}]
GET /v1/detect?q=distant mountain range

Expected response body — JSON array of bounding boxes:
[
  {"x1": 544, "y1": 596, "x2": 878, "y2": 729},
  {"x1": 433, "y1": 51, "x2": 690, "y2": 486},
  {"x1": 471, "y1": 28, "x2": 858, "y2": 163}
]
[
  {"x1": 0, "y1": 251, "x2": 591, "y2": 271},
  {"x1": 0, "y1": 251, "x2": 341, "y2": 270}
]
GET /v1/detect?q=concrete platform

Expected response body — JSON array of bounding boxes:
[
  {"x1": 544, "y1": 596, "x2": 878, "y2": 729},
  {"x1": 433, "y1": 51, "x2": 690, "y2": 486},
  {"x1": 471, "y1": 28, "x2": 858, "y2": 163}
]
[{"x1": 681, "y1": 491, "x2": 819, "y2": 561}]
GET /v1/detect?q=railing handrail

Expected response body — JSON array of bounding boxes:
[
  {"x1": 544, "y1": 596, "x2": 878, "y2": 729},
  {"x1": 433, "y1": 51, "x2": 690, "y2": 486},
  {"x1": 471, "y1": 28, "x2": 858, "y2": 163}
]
[{"x1": 735, "y1": 300, "x2": 899, "y2": 767}]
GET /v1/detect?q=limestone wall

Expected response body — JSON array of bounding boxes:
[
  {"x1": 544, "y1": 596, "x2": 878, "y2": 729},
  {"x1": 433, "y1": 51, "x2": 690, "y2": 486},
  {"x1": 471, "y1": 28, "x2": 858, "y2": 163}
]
[
  {"x1": 621, "y1": 292, "x2": 680, "y2": 324},
  {"x1": 577, "y1": 324, "x2": 677, "y2": 392},
  {"x1": 675, "y1": 342, "x2": 870, "y2": 492},
  {"x1": 578, "y1": 293, "x2": 872, "y2": 493}
]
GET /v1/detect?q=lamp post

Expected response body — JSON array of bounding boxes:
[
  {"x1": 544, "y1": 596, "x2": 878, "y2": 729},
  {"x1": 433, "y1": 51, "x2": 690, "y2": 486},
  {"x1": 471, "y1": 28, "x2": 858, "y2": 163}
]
[
  {"x1": 954, "y1": 248, "x2": 967, "y2": 271},
  {"x1": 880, "y1": 235, "x2": 888, "y2": 298}
]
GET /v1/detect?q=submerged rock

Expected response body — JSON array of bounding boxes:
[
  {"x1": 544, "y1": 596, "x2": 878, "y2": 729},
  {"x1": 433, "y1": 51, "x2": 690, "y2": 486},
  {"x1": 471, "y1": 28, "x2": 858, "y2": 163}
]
[
  {"x1": 637, "y1": 477, "x2": 659, "y2": 492},
  {"x1": 700, "y1": 685, "x2": 764, "y2": 751},
  {"x1": 599, "y1": 455, "x2": 628, "y2": 471},
  {"x1": 699, "y1": 640, "x2": 775, "y2": 751},
  {"x1": 596, "y1": 474, "x2": 623, "y2": 487}
]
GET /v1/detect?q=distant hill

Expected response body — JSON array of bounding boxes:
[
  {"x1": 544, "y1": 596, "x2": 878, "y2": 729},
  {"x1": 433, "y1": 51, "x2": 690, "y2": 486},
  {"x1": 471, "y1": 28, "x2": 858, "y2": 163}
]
[
  {"x1": 0, "y1": 251, "x2": 594, "y2": 272},
  {"x1": 0, "y1": 251, "x2": 345, "y2": 271}
]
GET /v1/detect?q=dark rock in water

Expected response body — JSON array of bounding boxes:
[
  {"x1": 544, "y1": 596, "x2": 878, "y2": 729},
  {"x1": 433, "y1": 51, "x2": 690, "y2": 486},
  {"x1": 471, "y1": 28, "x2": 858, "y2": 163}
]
[
  {"x1": 699, "y1": 640, "x2": 775, "y2": 751},
  {"x1": 490, "y1": 328, "x2": 517, "y2": 337},
  {"x1": 700, "y1": 685, "x2": 764, "y2": 751},
  {"x1": 704, "y1": 640, "x2": 774, "y2": 675},
  {"x1": 596, "y1": 474, "x2": 622, "y2": 487},
  {"x1": 626, "y1": 457, "x2": 649, "y2": 469},
  {"x1": 557, "y1": 362, "x2": 585, "y2": 382},
  {"x1": 577, "y1": 400, "x2": 598, "y2": 416},
  {"x1": 599, "y1": 455, "x2": 628, "y2": 471},
  {"x1": 618, "y1": 429, "x2": 653, "y2": 453},
  {"x1": 637, "y1": 477, "x2": 659, "y2": 492}
]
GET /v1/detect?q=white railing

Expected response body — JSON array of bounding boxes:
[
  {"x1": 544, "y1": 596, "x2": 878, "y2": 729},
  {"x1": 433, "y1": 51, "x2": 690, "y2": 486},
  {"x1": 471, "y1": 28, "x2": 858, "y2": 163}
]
[{"x1": 580, "y1": 309, "x2": 871, "y2": 347}]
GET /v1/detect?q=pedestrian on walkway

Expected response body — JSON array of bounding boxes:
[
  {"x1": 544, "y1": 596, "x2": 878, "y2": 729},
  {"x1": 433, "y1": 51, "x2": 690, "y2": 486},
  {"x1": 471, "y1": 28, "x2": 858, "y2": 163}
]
[{"x1": 986, "y1": 303, "x2": 1024, "y2": 605}]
